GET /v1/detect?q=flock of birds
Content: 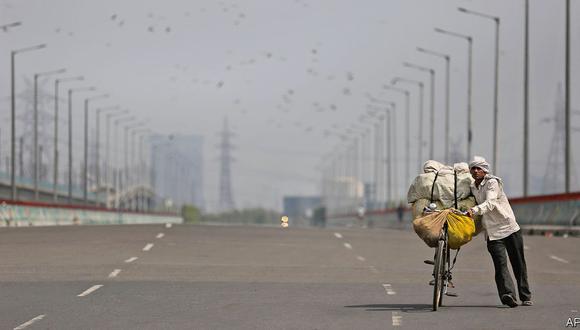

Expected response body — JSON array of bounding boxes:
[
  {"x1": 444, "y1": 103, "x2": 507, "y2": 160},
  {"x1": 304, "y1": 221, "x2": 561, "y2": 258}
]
[{"x1": 4, "y1": 0, "x2": 378, "y2": 146}]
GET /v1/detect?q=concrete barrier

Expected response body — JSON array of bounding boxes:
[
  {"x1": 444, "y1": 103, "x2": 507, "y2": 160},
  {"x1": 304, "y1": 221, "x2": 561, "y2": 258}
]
[
  {"x1": 329, "y1": 192, "x2": 580, "y2": 236},
  {"x1": 0, "y1": 200, "x2": 182, "y2": 227}
]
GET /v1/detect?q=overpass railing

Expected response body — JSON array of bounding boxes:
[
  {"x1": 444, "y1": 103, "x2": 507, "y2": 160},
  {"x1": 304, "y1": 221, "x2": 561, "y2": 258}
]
[
  {"x1": 329, "y1": 192, "x2": 580, "y2": 236},
  {"x1": 0, "y1": 200, "x2": 182, "y2": 227},
  {"x1": 0, "y1": 171, "x2": 92, "y2": 201}
]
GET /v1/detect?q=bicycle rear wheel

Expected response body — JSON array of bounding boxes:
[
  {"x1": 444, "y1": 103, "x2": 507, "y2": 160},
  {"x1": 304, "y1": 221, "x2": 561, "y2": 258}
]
[{"x1": 432, "y1": 239, "x2": 445, "y2": 311}]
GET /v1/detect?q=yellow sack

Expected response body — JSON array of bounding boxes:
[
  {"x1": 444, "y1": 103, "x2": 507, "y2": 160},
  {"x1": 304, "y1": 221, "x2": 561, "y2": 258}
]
[
  {"x1": 413, "y1": 209, "x2": 476, "y2": 250},
  {"x1": 446, "y1": 211, "x2": 476, "y2": 249}
]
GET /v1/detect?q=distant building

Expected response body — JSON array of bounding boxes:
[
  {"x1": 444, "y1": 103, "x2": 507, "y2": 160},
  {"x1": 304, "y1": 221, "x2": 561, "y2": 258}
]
[{"x1": 150, "y1": 134, "x2": 204, "y2": 210}]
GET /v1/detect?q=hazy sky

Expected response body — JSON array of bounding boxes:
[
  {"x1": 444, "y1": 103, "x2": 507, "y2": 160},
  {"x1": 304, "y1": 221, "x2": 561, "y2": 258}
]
[{"x1": 1, "y1": 0, "x2": 578, "y2": 211}]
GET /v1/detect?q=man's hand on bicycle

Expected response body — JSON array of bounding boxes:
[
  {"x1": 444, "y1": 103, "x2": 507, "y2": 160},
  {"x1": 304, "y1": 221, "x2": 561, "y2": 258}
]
[{"x1": 465, "y1": 208, "x2": 474, "y2": 218}]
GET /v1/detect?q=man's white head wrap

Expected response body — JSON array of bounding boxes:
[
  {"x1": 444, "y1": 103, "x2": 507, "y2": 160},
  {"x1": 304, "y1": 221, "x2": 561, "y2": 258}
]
[{"x1": 469, "y1": 156, "x2": 490, "y2": 173}]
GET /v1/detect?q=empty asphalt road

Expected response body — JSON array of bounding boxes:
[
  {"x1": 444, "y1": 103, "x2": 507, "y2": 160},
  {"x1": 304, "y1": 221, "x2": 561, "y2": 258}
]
[{"x1": 1, "y1": 223, "x2": 578, "y2": 329}]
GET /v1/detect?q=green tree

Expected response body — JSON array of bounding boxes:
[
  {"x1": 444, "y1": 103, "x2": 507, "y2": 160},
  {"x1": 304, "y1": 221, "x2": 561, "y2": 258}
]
[{"x1": 182, "y1": 205, "x2": 201, "y2": 224}]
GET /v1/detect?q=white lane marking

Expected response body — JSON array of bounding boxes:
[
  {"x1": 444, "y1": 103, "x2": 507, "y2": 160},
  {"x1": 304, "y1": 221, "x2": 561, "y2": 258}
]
[
  {"x1": 523, "y1": 245, "x2": 530, "y2": 250},
  {"x1": 356, "y1": 256, "x2": 366, "y2": 262},
  {"x1": 382, "y1": 283, "x2": 397, "y2": 295},
  {"x1": 343, "y1": 242, "x2": 352, "y2": 249},
  {"x1": 156, "y1": 233, "x2": 165, "y2": 239},
  {"x1": 108, "y1": 269, "x2": 122, "y2": 278},
  {"x1": 369, "y1": 266, "x2": 379, "y2": 273},
  {"x1": 124, "y1": 257, "x2": 138, "y2": 263},
  {"x1": 572, "y1": 309, "x2": 578, "y2": 313},
  {"x1": 334, "y1": 232, "x2": 343, "y2": 239},
  {"x1": 77, "y1": 285, "x2": 103, "y2": 297},
  {"x1": 392, "y1": 311, "x2": 402, "y2": 327},
  {"x1": 550, "y1": 255, "x2": 570, "y2": 264},
  {"x1": 143, "y1": 243, "x2": 154, "y2": 251},
  {"x1": 13, "y1": 314, "x2": 46, "y2": 330},
  {"x1": 165, "y1": 223, "x2": 172, "y2": 228}
]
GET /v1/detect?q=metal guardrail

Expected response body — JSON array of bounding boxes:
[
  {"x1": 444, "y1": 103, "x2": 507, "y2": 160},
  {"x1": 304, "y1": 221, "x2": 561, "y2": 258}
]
[
  {"x1": 329, "y1": 192, "x2": 580, "y2": 236},
  {"x1": 0, "y1": 171, "x2": 93, "y2": 200},
  {"x1": 0, "y1": 200, "x2": 182, "y2": 227}
]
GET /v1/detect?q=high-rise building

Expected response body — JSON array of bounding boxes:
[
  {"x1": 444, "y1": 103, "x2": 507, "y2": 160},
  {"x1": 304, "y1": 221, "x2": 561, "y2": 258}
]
[{"x1": 150, "y1": 134, "x2": 204, "y2": 210}]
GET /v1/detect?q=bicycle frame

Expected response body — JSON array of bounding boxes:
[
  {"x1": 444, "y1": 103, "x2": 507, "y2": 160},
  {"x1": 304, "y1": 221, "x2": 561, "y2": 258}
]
[{"x1": 432, "y1": 222, "x2": 451, "y2": 311}]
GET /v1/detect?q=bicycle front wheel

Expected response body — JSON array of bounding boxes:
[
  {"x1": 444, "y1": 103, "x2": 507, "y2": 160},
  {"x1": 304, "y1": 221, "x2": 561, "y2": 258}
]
[
  {"x1": 432, "y1": 239, "x2": 445, "y2": 311},
  {"x1": 438, "y1": 244, "x2": 448, "y2": 307}
]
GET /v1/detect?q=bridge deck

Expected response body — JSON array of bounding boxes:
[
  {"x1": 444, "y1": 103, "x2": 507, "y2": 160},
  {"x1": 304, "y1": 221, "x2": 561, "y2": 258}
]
[{"x1": 1, "y1": 224, "x2": 578, "y2": 329}]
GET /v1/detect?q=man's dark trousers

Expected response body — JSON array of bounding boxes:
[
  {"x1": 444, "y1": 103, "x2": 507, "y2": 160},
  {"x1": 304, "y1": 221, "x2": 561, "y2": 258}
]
[{"x1": 486, "y1": 230, "x2": 532, "y2": 302}]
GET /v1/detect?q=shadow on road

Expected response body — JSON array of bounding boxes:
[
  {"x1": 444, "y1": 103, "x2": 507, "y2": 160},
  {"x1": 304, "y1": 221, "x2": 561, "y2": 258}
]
[
  {"x1": 345, "y1": 303, "x2": 504, "y2": 312},
  {"x1": 344, "y1": 304, "x2": 431, "y2": 313}
]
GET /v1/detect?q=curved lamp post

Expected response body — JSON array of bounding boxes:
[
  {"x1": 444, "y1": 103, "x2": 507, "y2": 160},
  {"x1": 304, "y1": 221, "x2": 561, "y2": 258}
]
[
  {"x1": 458, "y1": 7, "x2": 501, "y2": 173},
  {"x1": 417, "y1": 47, "x2": 451, "y2": 163},
  {"x1": 403, "y1": 62, "x2": 436, "y2": 160},
  {"x1": 67, "y1": 86, "x2": 96, "y2": 202},
  {"x1": 83, "y1": 94, "x2": 109, "y2": 203},
  {"x1": 435, "y1": 27, "x2": 473, "y2": 160},
  {"x1": 95, "y1": 105, "x2": 120, "y2": 205},
  {"x1": 103, "y1": 109, "x2": 129, "y2": 207},
  {"x1": 392, "y1": 77, "x2": 424, "y2": 169},
  {"x1": 53, "y1": 76, "x2": 84, "y2": 201},
  {"x1": 113, "y1": 116, "x2": 136, "y2": 208},
  {"x1": 383, "y1": 85, "x2": 411, "y2": 184},
  {"x1": 10, "y1": 44, "x2": 46, "y2": 199},
  {"x1": 33, "y1": 68, "x2": 66, "y2": 200}
]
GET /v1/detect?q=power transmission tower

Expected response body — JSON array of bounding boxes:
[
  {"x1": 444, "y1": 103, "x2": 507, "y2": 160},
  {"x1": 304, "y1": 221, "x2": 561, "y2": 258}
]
[
  {"x1": 542, "y1": 84, "x2": 578, "y2": 193},
  {"x1": 218, "y1": 117, "x2": 235, "y2": 211},
  {"x1": 16, "y1": 77, "x2": 54, "y2": 180}
]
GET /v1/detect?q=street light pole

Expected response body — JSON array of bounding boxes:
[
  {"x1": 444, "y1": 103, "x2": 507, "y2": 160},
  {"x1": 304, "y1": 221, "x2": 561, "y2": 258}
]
[
  {"x1": 105, "y1": 110, "x2": 129, "y2": 207},
  {"x1": 67, "y1": 86, "x2": 95, "y2": 202},
  {"x1": 458, "y1": 7, "x2": 501, "y2": 173},
  {"x1": 392, "y1": 77, "x2": 424, "y2": 169},
  {"x1": 54, "y1": 76, "x2": 84, "y2": 201},
  {"x1": 10, "y1": 44, "x2": 46, "y2": 200},
  {"x1": 383, "y1": 86, "x2": 411, "y2": 186},
  {"x1": 83, "y1": 94, "x2": 109, "y2": 203},
  {"x1": 95, "y1": 105, "x2": 120, "y2": 206},
  {"x1": 361, "y1": 111, "x2": 390, "y2": 205},
  {"x1": 132, "y1": 128, "x2": 150, "y2": 211},
  {"x1": 33, "y1": 68, "x2": 66, "y2": 200},
  {"x1": 123, "y1": 122, "x2": 145, "y2": 209},
  {"x1": 523, "y1": 0, "x2": 530, "y2": 196},
  {"x1": 435, "y1": 28, "x2": 473, "y2": 160},
  {"x1": 367, "y1": 97, "x2": 399, "y2": 202},
  {"x1": 114, "y1": 116, "x2": 136, "y2": 208},
  {"x1": 565, "y1": 0, "x2": 571, "y2": 193},
  {"x1": 403, "y1": 62, "x2": 436, "y2": 160},
  {"x1": 417, "y1": 47, "x2": 451, "y2": 163},
  {"x1": 359, "y1": 113, "x2": 382, "y2": 209}
]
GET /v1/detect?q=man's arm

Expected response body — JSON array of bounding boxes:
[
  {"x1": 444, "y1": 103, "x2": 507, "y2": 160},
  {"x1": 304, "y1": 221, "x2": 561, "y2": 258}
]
[{"x1": 470, "y1": 179, "x2": 500, "y2": 215}]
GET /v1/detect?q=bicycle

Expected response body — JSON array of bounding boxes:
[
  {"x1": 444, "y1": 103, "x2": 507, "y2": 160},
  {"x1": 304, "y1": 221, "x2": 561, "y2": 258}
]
[
  {"x1": 432, "y1": 221, "x2": 449, "y2": 310},
  {"x1": 424, "y1": 208, "x2": 463, "y2": 311}
]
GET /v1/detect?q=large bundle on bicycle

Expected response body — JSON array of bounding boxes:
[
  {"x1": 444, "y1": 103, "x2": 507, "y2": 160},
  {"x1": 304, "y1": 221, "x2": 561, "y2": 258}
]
[{"x1": 407, "y1": 160, "x2": 482, "y2": 249}]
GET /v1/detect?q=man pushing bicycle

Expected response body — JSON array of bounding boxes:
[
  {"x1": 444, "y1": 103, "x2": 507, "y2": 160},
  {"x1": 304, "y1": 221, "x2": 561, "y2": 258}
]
[{"x1": 466, "y1": 156, "x2": 533, "y2": 308}]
